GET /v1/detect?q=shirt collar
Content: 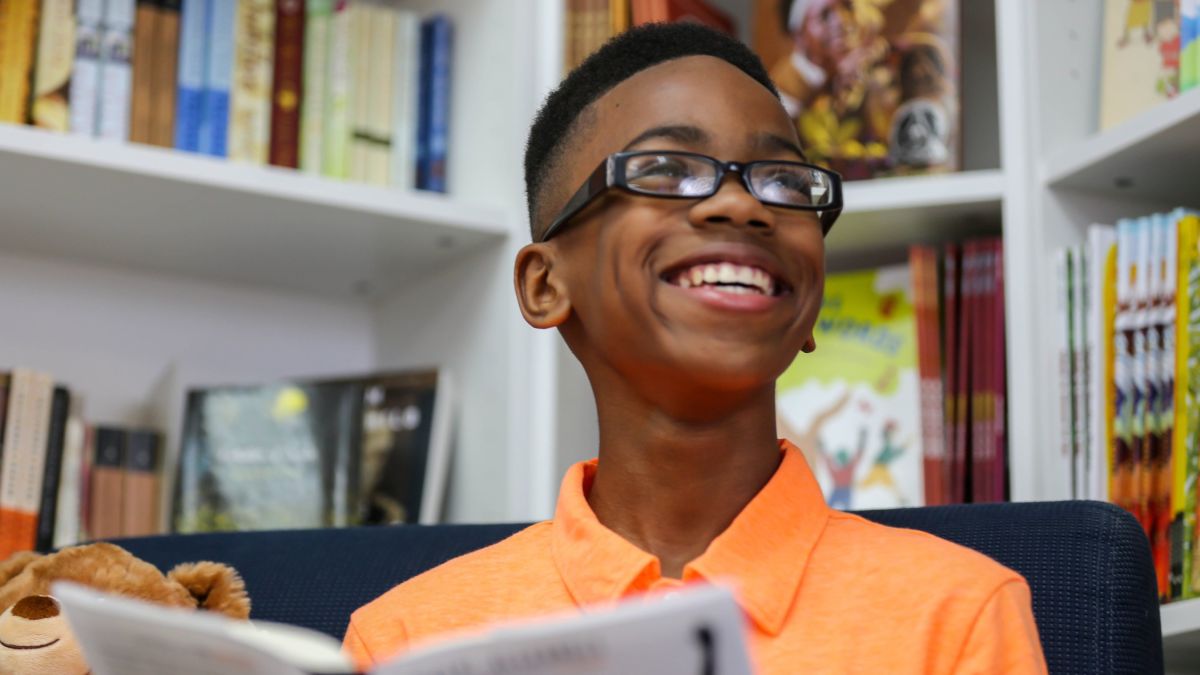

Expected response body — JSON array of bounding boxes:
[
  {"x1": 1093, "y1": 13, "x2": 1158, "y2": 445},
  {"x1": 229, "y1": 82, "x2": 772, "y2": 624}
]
[{"x1": 551, "y1": 440, "x2": 830, "y2": 635}]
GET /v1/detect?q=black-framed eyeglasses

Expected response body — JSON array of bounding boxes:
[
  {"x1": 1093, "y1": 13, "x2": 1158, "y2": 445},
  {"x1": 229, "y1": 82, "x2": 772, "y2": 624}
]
[{"x1": 539, "y1": 150, "x2": 843, "y2": 242}]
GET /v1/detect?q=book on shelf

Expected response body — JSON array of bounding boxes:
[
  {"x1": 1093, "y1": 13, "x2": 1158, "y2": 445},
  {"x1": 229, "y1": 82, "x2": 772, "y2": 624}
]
[
  {"x1": 1099, "y1": 0, "x2": 1184, "y2": 130},
  {"x1": 174, "y1": 0, "x2": 207, "y2": 151},
  {"x1": 0, "y1": 0, "x2": 41, "y2": 124},
  {"x1": 70, "y1": 0, "x2": 105, "y2": 136},
  {"x1": 31, "y1": 0, "x2": 74, "y2": 131},
  {"x1": 777, "y1": 240, "x2": 1007, "y2": 510},
  {"x1": 97, "y1": 0, "x2": 135, "y2": 141},
  {"x1": 228, "y1": 0, "x2": 276, "y2": 164},
  {"x1": 33, "y1": 386, "x2": 71, "y2": 552},
  {"x1": 151, "y1": 0, "x2": 183, "y2": 147},
  {"x1": 389, "y1": 9, "x2": 420, "y2": 190},
  {"x1": 0, "y1": 369, "x2": 56, "y2": 559},
  {"x1": 269, "y1": 0, "x2": 306, "y2": 168},
  {"x1": 416, "y1": 14, "x2": 452, "y2": 193},
  {"x1": 57, "y1": 580, "x2": 752, "y2": 675},
  {"x1": 1184, "y1": 0, "x2": 1199, "y2": 92},
  {"x1": 199, "y1": 0, "x2": 236, "y2": 156},
  {"x1": 172, "y1": 369, "x2": 453, "y2": 532},
  {"x1": 753, "y1": 0, "x2": 960, "y2": 181},
  {"x1": 129, "y1": 0, "x2": 159, "y2": 144},
  {"x1": 1054, "y1": 208, "x2": 1200, "y2": 603}
]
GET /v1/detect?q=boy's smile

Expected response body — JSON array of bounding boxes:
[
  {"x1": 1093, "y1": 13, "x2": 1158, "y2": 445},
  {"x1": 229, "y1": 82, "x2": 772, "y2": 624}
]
[{"x1": 519, "y1": 55, "x2": 824, "y2": 399}]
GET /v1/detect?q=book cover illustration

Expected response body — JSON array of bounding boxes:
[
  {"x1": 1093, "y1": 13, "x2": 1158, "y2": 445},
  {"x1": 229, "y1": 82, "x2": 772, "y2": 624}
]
[
  {"x1": 753, "y1": 0, "x2": 960, "y2": 180},
  {"x1": 1100, "y1": 0, "x2": 1181, "y2": 130},
  {"x1": 173, "y1": 382, "x2": 362, "y2": 532},
  {"x1": 777, "y1": 265, "x2": 923, "y2": 510},
  {"x1": 1183, "y1": 0, "x2": 1199, "y2": 91},
  {"x1": 31, "y1": 0, "x2": 76, "y2": 131}
]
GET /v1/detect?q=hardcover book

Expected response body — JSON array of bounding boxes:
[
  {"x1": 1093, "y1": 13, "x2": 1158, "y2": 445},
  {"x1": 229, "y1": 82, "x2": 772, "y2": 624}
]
[
  {"x1": 89, "y1": 427, "x2": 126, "y2": 540},
  {"x1": 129, "y1": 0, "x2": 160, "y2": 144},
  {"x1": 299, "y1": 0, "x2": 332, "y2": 173},
  {"x1": 753, "y1": 0, "x2": 961, "y2": 180},
  {"x1": 97, "y1": 0, "x2": 136, "y2": 141},
  {"x1": 31, "y1": 0, "x2": 76, "y2": 131},
  {"x1": 69, "y1": 0, "x2": 105, "y2": 135},
  {"x1": 1100, "y1": 0, "x2": 1181, "y2": 130},
  {"x1": 269, "y1": 0, "x2": 306, "y2": 168},
  {"x1": 34, "y1": 387, "x2": 71, "y2": 552},
  {"x1": 321, "y1": 0, "x2": 352, "y2": 177},
  {"x1": 0, "y1": 369, "x2": 55, "y2": 559},
  {"x1": 174, "y1": 0, "x2": 208, "y2": 151},
  {"x1": 776, "y1": 265, "x2": 924, "y2": 510},
  {"x1": 389, "y1": 9, "x2": 420, "y2": 189},
  {"x1": 150, "y1": 0, "x2": 182, "y2": 147},
  {"x1": 416, "y1": 15, "x2": 453, "y2": 193},
  {"x1": 198, "y1": 0, "x2": 236, "y2": 156}
]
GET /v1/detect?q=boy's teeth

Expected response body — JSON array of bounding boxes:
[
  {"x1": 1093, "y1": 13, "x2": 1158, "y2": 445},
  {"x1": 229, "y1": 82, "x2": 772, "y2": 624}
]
[{"x1": 673, "y1": 262, "x2": 776, "y2": 295}]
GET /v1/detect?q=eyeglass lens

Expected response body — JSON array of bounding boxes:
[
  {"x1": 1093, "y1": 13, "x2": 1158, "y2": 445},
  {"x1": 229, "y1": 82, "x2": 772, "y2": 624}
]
[{"x1": 622, "y1": 153, "x2": 834, "y2": 208}]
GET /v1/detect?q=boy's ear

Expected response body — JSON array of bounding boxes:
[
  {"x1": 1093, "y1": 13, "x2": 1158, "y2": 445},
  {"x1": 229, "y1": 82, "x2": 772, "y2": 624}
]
[{"x1": 514, "y1": 243, "x2": 572, "y2": 329}]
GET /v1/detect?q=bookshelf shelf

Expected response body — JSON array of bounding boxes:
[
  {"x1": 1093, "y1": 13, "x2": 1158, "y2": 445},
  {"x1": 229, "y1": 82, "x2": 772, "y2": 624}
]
[
  {"x1": 1043, "y1": 88, "x2": 1200, "y2": 207},
  {"x1": 0, "y1": 124, "x2": 509, "y2": 298},
  {"x1": 1162, "y1": 599, "x2": 1200, "y2": 670},
  {"x1": 826, "y1": 170, "x2": 1005, "y2": 265}
]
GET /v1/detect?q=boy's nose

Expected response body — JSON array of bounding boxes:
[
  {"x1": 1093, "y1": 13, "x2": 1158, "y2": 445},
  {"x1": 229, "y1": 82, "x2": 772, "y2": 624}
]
[{"x1": 688, "y1": 175, "x2": 775, "y2": 231}]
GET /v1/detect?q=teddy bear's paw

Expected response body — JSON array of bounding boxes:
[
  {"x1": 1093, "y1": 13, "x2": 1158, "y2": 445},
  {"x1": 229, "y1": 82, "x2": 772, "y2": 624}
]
[{"x1": 167, "y1": 562, "x2": 251, "y2": 619}]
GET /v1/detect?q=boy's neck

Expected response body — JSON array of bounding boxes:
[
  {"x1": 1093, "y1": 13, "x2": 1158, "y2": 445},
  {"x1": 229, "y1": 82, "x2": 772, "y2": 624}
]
[{"x1": 585, "y1": 382, "x2": 783, "y2": 579}]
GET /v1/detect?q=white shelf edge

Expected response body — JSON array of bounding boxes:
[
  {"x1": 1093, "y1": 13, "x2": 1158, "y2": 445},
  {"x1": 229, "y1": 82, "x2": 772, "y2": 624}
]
[
  {"x1": 1163, "y1": 597, "x2": 1200, "y2": 639},
  {"x1": 1043, "y1": 88, "x2": 1200, "y2": 188},
  {"x1": 0, "y1": 123, "x2": 510, "y2": 237},
  {"x1": 841, "y1": 169, "x2": 1006, "y2": 214}
]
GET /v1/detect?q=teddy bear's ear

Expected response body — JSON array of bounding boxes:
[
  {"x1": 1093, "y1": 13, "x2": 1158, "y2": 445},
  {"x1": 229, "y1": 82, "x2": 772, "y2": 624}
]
[
  {"x1": 166, "y1": 562, "x2": 251, "y2": 620},
  {"x1": 0, "y1": 551, "x2": 42, "y2": 589}
]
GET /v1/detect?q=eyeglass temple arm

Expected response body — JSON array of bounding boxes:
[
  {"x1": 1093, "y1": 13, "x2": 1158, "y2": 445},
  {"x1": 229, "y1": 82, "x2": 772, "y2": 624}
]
[{"x1": 538, "y1": 161, "x2": 613, "y2": 242}]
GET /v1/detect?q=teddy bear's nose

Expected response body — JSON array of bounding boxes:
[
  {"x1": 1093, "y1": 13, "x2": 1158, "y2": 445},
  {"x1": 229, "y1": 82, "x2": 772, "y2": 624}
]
[{"x1": 11, "y1": 596, "x2": 60, "y2": 620}]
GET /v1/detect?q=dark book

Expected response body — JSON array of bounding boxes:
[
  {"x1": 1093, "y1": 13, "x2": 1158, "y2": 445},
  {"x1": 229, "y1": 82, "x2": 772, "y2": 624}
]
[
  {"x1": 89, "y1": 427, "x2": 126, "y2": 540},
  {"x1": 122, "y1": 430, "x2": 162, "y2": 536},
  {"x1": 269, "y1": 0, "x2": 305, "y2": 168},
  {"x1": 129, "y1": 0, "x2": 159, "y2": 144},
  {"x1": 34, "y1": 387, "x2": 70, "y2": 552},
  {"x1": 416, "y1": 15, "x2": 452, "y2": 192},
  {"x1": 0, "y1": 372, "x2": 10, "y2": 470},
  {"x1": 173, "y1": 370, "x2": 452, "y2": 532},
  {"x1": 150, "y1": 0, "x2": 181, "y2": 146}
]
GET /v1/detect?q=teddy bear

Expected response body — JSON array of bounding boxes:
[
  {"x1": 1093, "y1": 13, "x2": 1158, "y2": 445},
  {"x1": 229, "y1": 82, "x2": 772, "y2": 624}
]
[{"x1": 0, "y1": 542, "x2": 250, "y2": 675}]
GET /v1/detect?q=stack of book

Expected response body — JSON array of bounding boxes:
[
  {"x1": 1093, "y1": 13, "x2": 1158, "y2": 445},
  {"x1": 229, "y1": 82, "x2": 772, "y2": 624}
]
[
  {"x1": 775, "y1": 238, "x2": 1008, "y2": 511},
  {"x1": 1053, "y1": 209, "x2": 1200, "y2": 604},
  {"x1": 0, "y1": 368, "x2": 164, "y2": 558},
  {"x1": 0, "y1": 0, "x2": 453, "y2": 192},
  {"x1": 563, "y1": 0, "x2": 734, "y2": 71}
]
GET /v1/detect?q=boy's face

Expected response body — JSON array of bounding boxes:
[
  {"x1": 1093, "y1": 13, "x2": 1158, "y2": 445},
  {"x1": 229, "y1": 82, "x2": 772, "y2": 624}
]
[{"x1": 517, "y1": 56, "x2": 825, "y2": 402}]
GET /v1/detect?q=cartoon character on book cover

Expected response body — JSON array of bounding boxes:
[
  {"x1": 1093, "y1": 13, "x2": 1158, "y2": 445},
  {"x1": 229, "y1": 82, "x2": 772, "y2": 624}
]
[
  {"x1": 1101, "y1": 0, "x2": 1181, "y2": 129},
  {"x1": 777, "y1": 265, "x2": 923, "y2": 510},
  {"x1": 752, "y1": 0, "x2": 959, "y2": 180}
]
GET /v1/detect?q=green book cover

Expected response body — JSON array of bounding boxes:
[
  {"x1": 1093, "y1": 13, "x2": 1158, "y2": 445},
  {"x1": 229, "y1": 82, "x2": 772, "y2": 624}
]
[
  {"x1": 776, "y1": 264, "x2": 923, "y2": 510},
  {"x1": 299, "y1": 0, "x2": 333, "y2": 173}
]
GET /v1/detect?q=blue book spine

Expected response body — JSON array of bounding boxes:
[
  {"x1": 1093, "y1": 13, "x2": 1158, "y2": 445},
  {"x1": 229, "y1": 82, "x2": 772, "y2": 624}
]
[
  {"x1": 424, "y1": 16, "x2": 452, "y2": 193},
  {"x1": 174, "y1": 0, "x2": 209, "y2": 151},
  {"x1": 198, "y1": 0, "x2": 236, "y2": 157},
  {"x1": 415, "y1": 19, "x2": 432, "y2": 190}
]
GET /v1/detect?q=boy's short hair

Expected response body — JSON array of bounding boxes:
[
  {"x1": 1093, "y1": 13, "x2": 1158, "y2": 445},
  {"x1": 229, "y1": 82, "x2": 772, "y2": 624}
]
[{"x1": 523, "y1": 22, "x2": 781, "y2": 240}]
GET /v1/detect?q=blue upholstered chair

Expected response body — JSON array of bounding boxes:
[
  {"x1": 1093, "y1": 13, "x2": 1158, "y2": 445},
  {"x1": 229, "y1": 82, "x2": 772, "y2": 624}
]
[{"x1": 114, "y1": 500, "x2": 1163, "y2": 674}]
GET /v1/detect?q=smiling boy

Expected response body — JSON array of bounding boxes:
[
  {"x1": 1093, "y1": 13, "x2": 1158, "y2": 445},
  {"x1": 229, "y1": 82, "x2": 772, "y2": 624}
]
[{"x1": 344, "y1": 23, "x2": 1047, "y2": 673}]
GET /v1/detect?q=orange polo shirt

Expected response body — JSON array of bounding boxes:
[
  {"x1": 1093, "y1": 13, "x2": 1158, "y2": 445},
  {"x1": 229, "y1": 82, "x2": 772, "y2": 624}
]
[{"x1": 344, "y1": 441, "x2": 1047, "y2": 673}]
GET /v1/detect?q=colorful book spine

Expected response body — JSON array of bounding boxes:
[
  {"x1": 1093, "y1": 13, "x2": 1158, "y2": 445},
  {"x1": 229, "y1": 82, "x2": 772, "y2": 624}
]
[
  {"x1": 347, "y1": 3, "x2": 371, "y2": 181},
  {"x1": 129, "y1": 0, "x2": 160, "y2": 144},
  {"x1": 198, "y1": 0, "x2": 236, "y2": 157},
  {"x1": 269, "y1": 0, "x2": 305, "y2": 168},
  {"x1": 70, "y1": 0, "x2": 106, "y2": 136},
  {"x1": 97, "y1": 0, "x2": 136, "y2": 141},
  {"x1": 0, "y1": 0, "x2": 42, "y2": 123},
  {"x1": 1087, "y1": 225, "x2": 1117, "y2": 503},
  {"x1": 941, "y1": 243, "x2": 960, "y2": 503},
  {"x1": 389, "y1": 9, "x2": 419, "y2": 189},
  {"x1": 1176, "y1": 211, "x2": 1200, "y2": 598},
  {"x1": 0, "y1": 369, "x2": 55, "y2": 559},
  {"x1": 228, "y1": 0, "x2": 276, "y2": 164},
  {"x1": 150, "y1": 0, "x2": 182, "y2": 146},
  {"x1": 174, "y1": 0, "x2": 209, "y2": 151},
  {"x1": 418, "y1": 15, "x2": 453, "y2": 193},
  {"x1": 1182, "y1": 0, "x2": 1199, "y2": 92},
  {"x1": 299, "y1": 0, "x2": 331, "y2": 173},
  {"x1": 954, "y1": 243, "x2": 975, "y2": 502},
  {"x1": 911, "y1": 246, "x2": 946, "y2": 506},
  {"x1": 34, "y1": 387, "x2": 71, "y2": 552},
  {"x1": 32, "y1": 0, "x2": 76, "y2": 131},
  {"x1": 991, "y1": 238, "x2": 1008, "y2": 501},
  {"x1": 365, "y1": 4, "x2": 395, "y2": 185},
  {"x1": 322, "y1": 0, "x2": 352, "y2": 177}
]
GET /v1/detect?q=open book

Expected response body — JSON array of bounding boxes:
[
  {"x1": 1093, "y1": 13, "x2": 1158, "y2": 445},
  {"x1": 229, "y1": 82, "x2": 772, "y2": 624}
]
[{"x1": 54, "y1": 581, "x2": 753, "y2": 675}]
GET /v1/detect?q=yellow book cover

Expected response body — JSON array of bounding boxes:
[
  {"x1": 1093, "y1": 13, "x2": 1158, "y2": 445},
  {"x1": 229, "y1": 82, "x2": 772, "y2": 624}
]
[
  {"x1": 610, "y1": 0, "x2": 630, "y2": 33},
  {"x1": 0, "y1": 0, "x2": 41, "y2": 123},
  {"x1": 1173, "y1": 212, "x2": 1200, "y2": 598},
  {"x1": 228, "y1": 0, "x2": 276, "y2": 164},
  {"x1": 32, "y1": 0, "x2": 76, "y2": 131}
]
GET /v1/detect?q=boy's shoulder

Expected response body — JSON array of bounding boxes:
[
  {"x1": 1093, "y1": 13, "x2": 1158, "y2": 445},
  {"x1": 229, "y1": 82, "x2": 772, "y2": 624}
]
[
  {"x1": 349, "y1": 520, "x2": 563, "y2": 629},
  {"x1": 820, "y1": 510, "x2": 1027, "y2": 594}
]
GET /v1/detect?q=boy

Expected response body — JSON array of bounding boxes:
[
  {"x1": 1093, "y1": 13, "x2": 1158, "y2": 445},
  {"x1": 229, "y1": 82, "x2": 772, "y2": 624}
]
[{"x1": 345, "y1": 22, "x2": 1047, "y2": 673}]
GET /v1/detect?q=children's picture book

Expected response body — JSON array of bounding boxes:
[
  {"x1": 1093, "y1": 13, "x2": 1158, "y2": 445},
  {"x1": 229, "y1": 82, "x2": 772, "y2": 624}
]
[
  {"x1": 56, "y1": 580, "x2": 753, "y2": 675},
  {"x1": 777, "y1": 264, "x2": 923, "y2": 510},
  {"x1": 172, "y1": 370, "x2": 452, "y2": 533},
  {"x1": 1100, "y1": 0, "x2": 1182, "y2": 130},
  {"x1": 752, "y1": 0, "x2": 960, "y2": 180}
]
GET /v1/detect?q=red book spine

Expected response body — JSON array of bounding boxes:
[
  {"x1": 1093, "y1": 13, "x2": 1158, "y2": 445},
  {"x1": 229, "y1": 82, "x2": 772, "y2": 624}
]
[
  {"x1": 956, "y1": 242, "x2": 975, "y2": 502},
  {"x1": 942, "y1": 243, "x2": 960, "y2": 503},
  {"x1": 912, "y1": 246, "x2": 946, "y2": 506},
  {"x1": 992, "y1": 239, "x2": 1008, "y2": 501},
  {"x1": 269, "y1": 0, "x2": 305, "y2": 168}
]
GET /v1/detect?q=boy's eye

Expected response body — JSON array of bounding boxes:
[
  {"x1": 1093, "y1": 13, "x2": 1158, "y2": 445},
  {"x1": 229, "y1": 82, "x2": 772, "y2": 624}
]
[
  {"x1": 752, "y1": 168, "x2": 824, "y2": 206},
  {"x1": 626, "y1": 156, "x2": 714, "y2": 195}
]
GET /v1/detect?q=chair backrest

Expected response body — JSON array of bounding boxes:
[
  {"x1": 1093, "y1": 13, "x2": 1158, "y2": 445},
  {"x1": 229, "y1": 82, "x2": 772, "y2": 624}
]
[{"x1": 113, "y1": 500, "x2": 1162, "y2": 674}]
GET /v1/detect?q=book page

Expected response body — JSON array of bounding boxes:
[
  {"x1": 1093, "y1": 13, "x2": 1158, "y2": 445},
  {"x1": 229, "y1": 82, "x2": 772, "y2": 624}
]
[
  {"x1": 54, "y1": 581, "x2": 355, "y2": 675},
  {"x1": 373, "y1": 585, "x2": 752, "y2": 675}
]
